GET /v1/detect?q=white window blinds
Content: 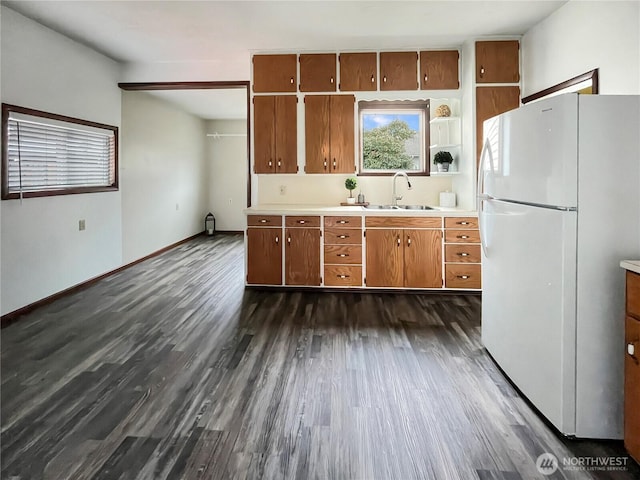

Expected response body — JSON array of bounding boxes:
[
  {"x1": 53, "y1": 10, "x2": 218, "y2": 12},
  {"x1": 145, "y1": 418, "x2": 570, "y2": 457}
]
[{"x1": 3, "y1": 106, "x2": 117, "y2": 199}]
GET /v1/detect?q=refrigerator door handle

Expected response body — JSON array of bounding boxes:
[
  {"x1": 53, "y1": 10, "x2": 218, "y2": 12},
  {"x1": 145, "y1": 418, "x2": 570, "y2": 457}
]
[{"x1": 477, "y1": 138, "x2": 495, "y2": 258}]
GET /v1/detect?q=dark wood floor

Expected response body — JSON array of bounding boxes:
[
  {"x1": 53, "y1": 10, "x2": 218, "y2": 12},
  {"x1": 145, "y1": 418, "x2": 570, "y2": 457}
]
[{"x1": 1, "y1": 235, "x2": 638, "y2": 480}]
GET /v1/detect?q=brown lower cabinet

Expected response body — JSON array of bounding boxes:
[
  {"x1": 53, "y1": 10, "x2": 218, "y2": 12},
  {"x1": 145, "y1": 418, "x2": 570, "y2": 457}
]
[
  {"x1": 247, "y1": 227, "x2": 282, "y2": 285},
  {"x1": 625, "y1": 271, "x2": 640, "y2": 463},
  {"x1": 365, "y1": 228, "x2": 442, "y2": 288},
  {"x1": 285, "y1": 227, "x2": 321, "y2": 285}
]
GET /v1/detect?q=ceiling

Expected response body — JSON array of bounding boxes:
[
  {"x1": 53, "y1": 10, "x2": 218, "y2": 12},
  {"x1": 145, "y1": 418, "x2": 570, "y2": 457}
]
[{"x1": 2, "y1": 0, "x2": 567, "y2": 119}]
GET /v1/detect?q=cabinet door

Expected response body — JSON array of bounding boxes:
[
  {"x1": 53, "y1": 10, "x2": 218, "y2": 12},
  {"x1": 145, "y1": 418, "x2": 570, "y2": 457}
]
[
  {"x1": 625, "y1": 315, "x2": 640, "y2": 463},
  {"x1": 476, "y1": 86, "x2": 520, "y2": 166},
  {"x1": 300, "y1": 54, "x2": 337, "y2": 92},
  {"x1": 365, "y1": 229, "x2": 403, "y2": 287},
  {"x1": 404, "y1": 229, "x2": 442, "y2": 288},
  {"x1": 274, "y1": 95, "x2": 297, "y2": 173},
  {"x1": 380, "y1": 52, "x2": 418, "y2": 91},
  {"x1": 247, "y1": 228, "x2": 282, "y2": 285},
  {"x1": 285, "y1": 228, "x2": 321, "y2": 285},
  {"x1": 475, "y1": 41, "x2": 520, "y2": 83},
  {"x1": 253, "y1": 96, "x2": 275, "y2": 173},
  {"x1": 304, "y1": 95, "x2": 331, "y2": 173},
  {"x1": 329, "y1": 95, "x2": 355, "y2": 173},
  {"x1": 252, "y1": 54, "x2": 297, "y2": 93},
  {"x1": 339, "y1": 52, "x2": 377, "y2": 91},
  {"x1": 420, "y1": 50, "x2": 459, "y2": 90}
]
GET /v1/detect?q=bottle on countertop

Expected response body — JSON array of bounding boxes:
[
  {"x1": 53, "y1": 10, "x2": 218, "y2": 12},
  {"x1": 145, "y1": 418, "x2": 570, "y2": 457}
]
[{"x1": 357, "y1": 191, "x2": 365, "y2": 204}]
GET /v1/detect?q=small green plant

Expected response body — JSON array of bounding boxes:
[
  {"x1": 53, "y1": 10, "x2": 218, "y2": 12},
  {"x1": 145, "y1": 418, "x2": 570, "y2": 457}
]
[
  {"x1": 345, "y1": 177, "x2": 357, "y2": 198},
  {"x1": 433, "y1": 151, "x2": 454, "y2": 164}
]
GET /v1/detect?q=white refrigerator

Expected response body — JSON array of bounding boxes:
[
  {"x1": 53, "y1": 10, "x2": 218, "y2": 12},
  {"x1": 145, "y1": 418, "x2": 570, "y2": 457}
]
[{"x1": 478, "y1": 93, "x2": 640, "y2": 439}]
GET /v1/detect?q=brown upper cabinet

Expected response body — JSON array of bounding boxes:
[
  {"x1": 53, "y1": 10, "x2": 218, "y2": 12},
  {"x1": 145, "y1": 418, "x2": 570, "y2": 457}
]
[
  {"x1": 420, "y1": 50, "x2": 460, "y2": 90},
  {"x1": 252, "y1": 54, "x2": 297, "y2": 93},
  {"x1": 339, "y1": 52, "x2": 377, "y2": 91},
  {"x1": 475, "y1": 41, "x2": 520, "y2": 83},
  {"x1": 304, "y1": 95, "x2": 355, "y2": 174},
  {"x1": 299, "y1": 54, "x2": 337, "y2": 92},
  {"x1": 475, "y1": 86, "x2": 520, "y2": 166},
  {"x1": 254, "y1": 95, "x2": 297, "y2": 174},
  {"x1": 380, "y1": 52, "x2": 418, "y2": 91}
]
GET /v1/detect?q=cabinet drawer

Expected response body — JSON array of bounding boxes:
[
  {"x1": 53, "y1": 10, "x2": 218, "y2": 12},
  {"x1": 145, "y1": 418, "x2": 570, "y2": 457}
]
[
  {"x1": 445, "y1": 264, "x2": 482, "y2": 289},
  {"x1": 444, "y1": 229, "x2": 480, "y2": 244},
  {"x1": 324, "y1": 265, "x2": 362, "y2": 286},
  {"x1": 627, "y1": 271, "x2": 640, "y2": 319},
  {"x1": 325, "y1": 228, "x2": 362, "y2": 245},
  {"x1": 247, "y1": 215, "x2": 282, "y2": 227},
  {"x1": 324, "y1": 245, "x2": 362, "y2": 264},
  {"x1": 325, "y1": 216, "x2": 362, "y2": 228},
  {"x1": 365, "y1": 216, "x2": 442, "y2": 228},
  {"x1": 445, "y1": 217, "x2": 478, "y2": 229},
  {"x1": 445, "y1": 244, "x2": 481, "y2": 263},
  {"x1": 285, "y1": 216, "x2": 321, "y2": 228}
]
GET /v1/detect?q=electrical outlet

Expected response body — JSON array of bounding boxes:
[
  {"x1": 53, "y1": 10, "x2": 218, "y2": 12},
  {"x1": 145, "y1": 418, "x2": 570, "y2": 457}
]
[
  {"x1": 79, "y1": 219, "x2": 86, "y2": 231},
  {"x1": 279, "y1": 185, "x2": 286, "y2": 195}
]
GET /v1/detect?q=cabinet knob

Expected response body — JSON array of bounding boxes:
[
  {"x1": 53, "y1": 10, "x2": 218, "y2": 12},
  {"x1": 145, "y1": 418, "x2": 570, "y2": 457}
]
[
  {"x1": 407, "y1": 236, "x2": 411, "y2": 247},
  {"x1": 338, "y1": 274, "x2": 350, "y2": 279},
  {"x1": 458, "y1": 221, "x2": 470, "y2": 225},
  {"x1": 479, "y1": 66, "x2": 485, "y2": 77},
  {"x1": 260, "y1": 219, "x2": 269, "y2": 223},
  {"x1": 371, "y1": 75, "x2": 375, "y2": 83},
  {"x1": 338, "y1": 220, "x2": 348, "y2": 224},
  {"x1": 397, "y1": 236, "x2": 401, "y2": 246},
  {"x1": 458, "y1": 252, "x2": 469, "y2": 257},
  {"x1": 458, "y1": 235, "x2": 469, "y2": 239},
  {"x1": 457, "y1": 275, "x2": 470, "y2": 279},
  {"x1": 330, "y1": 77, "x2": 334, "y2": 84},
  {"x1": 333, "y1": 159, "x2": 337, "y2": 169},
  {"x1": 268, "y1": 160, "x2": 273, "y2": 167},
  {"x1": 338, "y1": 253, "x2": 349, "y2": 257},
  {"x1": 383, "y1": 76, "x2": 387, "y2": 83},
  {"x1": 629, "y1": 343, "x2": 636, "y2": 357},
  {"x1": 277, "y1": 159, "x2": 282, "y2": 168},
  {"x1": 287, "y1": 237, "x2": 291, "y2": 244},
  {"x1": 424, "y1": 74, "x2": 428, "y2": 83},
  {"x1": 338, "y1": 235, "x2": 349, "y2": 239},
  {"x1": 297, "y1": 220, "x2": 306, "y2": 224},
  {"x1": 290, "y1": 77, "x2": 294, "y2": 84},
  {"x1": 323, "y1": 159, "x2": 327, "y2": 169},
  {"x1": 275, "y1": 236, "x2": 279, "y2": 244}
]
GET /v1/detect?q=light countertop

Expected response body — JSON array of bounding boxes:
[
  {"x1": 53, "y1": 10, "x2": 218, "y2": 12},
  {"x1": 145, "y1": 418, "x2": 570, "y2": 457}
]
[
  {"x1": 244, "y1": 204, "x2": 476, "y2": 217},
  {"x1": 620, "y1": 260, "x2": 640, "y2": 275}
]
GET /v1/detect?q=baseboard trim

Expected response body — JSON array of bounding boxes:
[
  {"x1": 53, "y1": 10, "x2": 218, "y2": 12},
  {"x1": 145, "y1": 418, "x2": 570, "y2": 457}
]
[
  {"x1": 1, "y1": 231, "x2": 205, "y2": 328},
  {"x1": 212, "y1": 230, "x2": 244, "y2": 236}
]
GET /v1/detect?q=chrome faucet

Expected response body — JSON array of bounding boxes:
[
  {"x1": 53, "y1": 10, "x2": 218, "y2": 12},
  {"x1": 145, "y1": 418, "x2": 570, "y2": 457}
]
[{"x1": 392, "y1": 171, "x2": 412, "y2": 206}]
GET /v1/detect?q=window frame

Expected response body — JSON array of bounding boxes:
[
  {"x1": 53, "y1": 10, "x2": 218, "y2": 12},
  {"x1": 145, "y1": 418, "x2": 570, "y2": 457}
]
[
  {"x1": 358, "y1": 100, "x2": 430, "y2": 176},
  {"x1": 1, "y1": 103, "x2": 119, "y2": 200}
]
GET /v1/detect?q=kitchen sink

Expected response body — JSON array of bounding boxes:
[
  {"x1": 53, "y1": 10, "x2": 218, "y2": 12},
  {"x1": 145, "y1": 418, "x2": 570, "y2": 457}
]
[{"x1": 363, "y1": 204, "x2": 435, "y2": 210}]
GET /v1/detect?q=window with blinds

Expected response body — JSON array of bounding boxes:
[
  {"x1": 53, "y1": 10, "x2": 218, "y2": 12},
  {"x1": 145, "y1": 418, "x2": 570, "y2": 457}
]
[{"x1": 2, "y1": 104, "x2": 118, "y2": 200}]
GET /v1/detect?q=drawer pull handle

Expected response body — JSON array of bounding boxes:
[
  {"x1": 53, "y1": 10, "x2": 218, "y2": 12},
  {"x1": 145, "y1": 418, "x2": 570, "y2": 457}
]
[
  {"x1": 297, "y1": 220, "x2": 306, "y2": 224},
  {"x1": 458, "y1": 221, "x2": 470, "y2": 225},
  {"x1": 259, "y1": 219, "x2": 269, "y2": 223},
  {"x1": 338, "y1": 274, "x2": 350, "y2": 279},
  {"x1": 457, "y1": 275, "x2": 470, "y2": 279},
  {"x1": 458, "y1": 253, "x2": 469, "y2": 257},
  {"x1": 338, "y1": 220, "x2": 349, "y2": 224},
  {"x1": 457, "y1": 235, "x2": 470, "y2": 239},
  {"x1": 338, "y1": 235, "x2": 349, "y2": 239},
  {"x1": 338, "y1": 254, "x2": 349, "y2": 257}
]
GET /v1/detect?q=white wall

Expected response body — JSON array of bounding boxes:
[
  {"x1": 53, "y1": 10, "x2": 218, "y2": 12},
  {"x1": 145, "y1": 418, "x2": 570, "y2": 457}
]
[
  {"x1": 120, "y1": 91, "x2": 208, "y2": 263},
  {"x1": 205, "y1": 119, "x2": 248, "y2": 231},
  {"x1": 0, "y1": 6, "x2": 123, "y2": 316},
  {"x1": 522, "y1": 0, "x2": 640, "y2": 97}
]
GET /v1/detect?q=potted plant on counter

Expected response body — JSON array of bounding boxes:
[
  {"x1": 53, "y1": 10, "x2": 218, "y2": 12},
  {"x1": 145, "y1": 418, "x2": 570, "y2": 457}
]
[
  {"x1": 434, "y1": 150, "x2": 454, "y2": 173},
  {"x1": 345, "y1": 177, "x2": 357, "y2": 204}
]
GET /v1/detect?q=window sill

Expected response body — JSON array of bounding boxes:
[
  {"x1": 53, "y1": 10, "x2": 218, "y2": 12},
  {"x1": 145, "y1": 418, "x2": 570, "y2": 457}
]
[
  {"x1": 2, "y1": 185, "x2": 119, "y2": 200},
  {"x1": 357, "y1": 172, "x2": 431, "y2": 177}
]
